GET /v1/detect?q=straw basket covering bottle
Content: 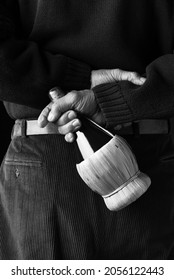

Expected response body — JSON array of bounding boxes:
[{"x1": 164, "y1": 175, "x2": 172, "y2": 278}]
[
  {"x1": 49, "y1": 88, "x2": 151, "y2": 211},
  {"x1": 76, "y1": 118, "x2": 151, "y2": 211}
]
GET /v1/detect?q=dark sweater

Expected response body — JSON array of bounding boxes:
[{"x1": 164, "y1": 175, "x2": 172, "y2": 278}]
[{"x1": 0, "y1": 0, "x2": 174, "y2": 127}]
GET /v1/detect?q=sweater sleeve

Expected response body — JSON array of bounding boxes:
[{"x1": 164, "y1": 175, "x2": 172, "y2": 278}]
[
  {"x1": 93, "y1": 55, "x2": 174, "y2": 127},
  {"x1": 0, "y1": 3, "x2": 91, "y2": 109}
]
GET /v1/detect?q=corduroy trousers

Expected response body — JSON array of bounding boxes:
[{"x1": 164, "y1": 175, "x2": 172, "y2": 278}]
[{"x1": 0, "y1": 121, "x2": 174, "y2": 260}]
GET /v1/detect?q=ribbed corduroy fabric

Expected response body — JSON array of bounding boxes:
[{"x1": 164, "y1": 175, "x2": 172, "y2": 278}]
[
  {"x1": 0, "y1": 0, "x2": 174, "y2": 260},
  {"x1": 1, "y1": 129, "x2": 174, "y2": 259}
]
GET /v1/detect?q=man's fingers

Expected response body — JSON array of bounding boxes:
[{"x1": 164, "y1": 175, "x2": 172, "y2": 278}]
[
  {"x1": 58, "y1": 118, "x2": 81, "y2": 135},
  {"x1": 112, "y1": 69, "x2": 146, "y2": 85},
  {"x1": 47, "y1": 98, "x2": 66, "y2": 122},
  {"x1": 126, "y1": 72, "x2": 146, "y2": 85},
  {"x1": 57, "y1": 110, "x2": 77, "y2": 126},
  {"x1": 47, "y1": 91, "x2": 78, "y2": 122},
  {"x1": 38, "y1": 103, "x2": 52, "y2": 127},
  {"x1": 49, "y1": 87, "x2": 64, "y2": 101},
  {"x1": 38, "y1": 87, "x2": 65, "y2": 127},
  {"x1": 64, "y1": 132, "x2": 77, "y2": 143}
]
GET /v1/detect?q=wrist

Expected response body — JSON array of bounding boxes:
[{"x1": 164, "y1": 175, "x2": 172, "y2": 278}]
[{"x1": 91, "y1": 70, "x2": 95, "y2": 88}]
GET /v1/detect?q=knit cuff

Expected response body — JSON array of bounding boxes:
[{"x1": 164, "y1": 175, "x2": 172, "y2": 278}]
[
  {"x1": 63, "y1": 57, "x2": 91, "y2": 90},
  {"x1": 93, "y1": 83, "x2": 134, "y2": 127}
]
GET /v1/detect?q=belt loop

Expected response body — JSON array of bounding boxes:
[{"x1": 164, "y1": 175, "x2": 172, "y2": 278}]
[{"x1": 21, "y1": 119, "x2": 26, "y2": 138}]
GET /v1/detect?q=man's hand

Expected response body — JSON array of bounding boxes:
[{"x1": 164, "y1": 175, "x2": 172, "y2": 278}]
[
  {"x1": 38, "y1": 88, "x2": 104, "y2": 142},
  {"x1": 38, "y1": 69, "x2": 146, "y2": 143},
  {"x1": 91, "y1": 68, "x2": 145, "y2": 88}
]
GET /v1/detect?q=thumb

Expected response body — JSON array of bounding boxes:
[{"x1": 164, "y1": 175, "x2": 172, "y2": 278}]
[
  {"x1": 47, "y1": 89, "x2": 77, "y2": 122},
  {"x1": 47, "y1": 87, "x2": 66, "y2": 122},
  {"x1": 38, "y1": 87, "x2": 65, "y2": 126},
  {"x1": 49, "y1": 87, "x2": 65, "y2": 101},
  {"x1": 48, "y1": 87, "x2": 64, "y2": 121},
  {"x1": 47, "y1": 98, "x2": 69, "y2": 122}
]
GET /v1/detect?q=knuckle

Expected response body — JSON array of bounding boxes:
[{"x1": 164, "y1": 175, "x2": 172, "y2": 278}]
[
  {"x1": 68, "y1": 91, "x2": 78, "y2": 104},
  {"x1": 57, "y1": 126, "x2": 62, "y2": 134},
  {"x1": 57, "y1": 125, "x2": 66, "y2": 135},
  {"x1": 40, "y1": 106, "x2": 50, "y2": 118},
  {"x1": 114, "y1": 68, "x2": 121, "y2": 77},
  {"x1": 52, "y1": 101, "x2": 60, "y2": 111},
  {"x1": 44, "y1": 106, "x2": 51, "y2": 114},
  {"x1": 65, "y1": 133, "x2": 74, "y2": 143},
  {"x1": 127, "y1": 72, "x2": 134, "y2": 80},
  {"x1": 131, "y1": 71, "x2": 138, "y2": 78}
]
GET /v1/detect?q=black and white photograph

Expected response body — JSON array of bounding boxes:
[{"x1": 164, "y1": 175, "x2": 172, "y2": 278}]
[{"x1": 0, "y1": 1, "x2": 174, "y2": 278}]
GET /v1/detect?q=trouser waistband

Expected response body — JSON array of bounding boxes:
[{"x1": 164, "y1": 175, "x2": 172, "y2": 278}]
[{"x1": 11, "y1": 119, "x2": 170, "y2": 139}]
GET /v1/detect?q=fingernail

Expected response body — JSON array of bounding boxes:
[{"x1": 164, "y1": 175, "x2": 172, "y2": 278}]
[
  {"x1": 48, "y1": 113, "x2": 54, "y2": 121},
  {"x1": 49, "y1": 90, "x2": 58, "y2": 101},
  {"x1": 68, "y1": 111, "x2": 76, "y2": 120},
  {"x1": 38, "y1": 115, "x2": 45, "y2": 126},
  {"x1": 68, "y1": 135, "x2": 74, "y2": 142},
  {"x1": 140, "y1": 77, "x2": 146, "y2": 83},
  {"x1": 38, "y1": 115, "x2": 44, "y2": 124},
  {"x1": 49, "y1": 87, "x2": 64, "y2": 101},
  {"x1": 72, "y1": 120, "x2": 80, "y2": 127}
]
